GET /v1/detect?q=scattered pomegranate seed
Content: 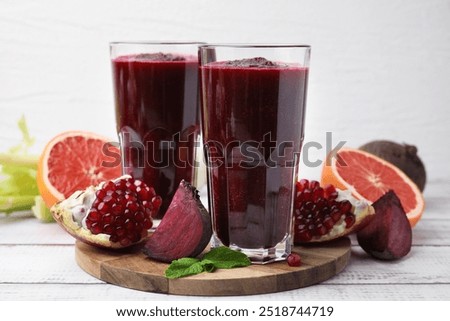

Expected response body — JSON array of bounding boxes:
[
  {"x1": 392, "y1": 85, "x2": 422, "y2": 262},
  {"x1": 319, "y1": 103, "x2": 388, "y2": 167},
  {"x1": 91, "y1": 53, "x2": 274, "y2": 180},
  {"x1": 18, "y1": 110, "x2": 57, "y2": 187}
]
[
  {"x1": 85, "y1": 177, "x2": 162, "y2": 245},
  {"x1": 294, "y1": 179, "x2": 355, "y2": 243},
  {"x1": 287, "y1": 252, "x2": 302, "y2": 267}
]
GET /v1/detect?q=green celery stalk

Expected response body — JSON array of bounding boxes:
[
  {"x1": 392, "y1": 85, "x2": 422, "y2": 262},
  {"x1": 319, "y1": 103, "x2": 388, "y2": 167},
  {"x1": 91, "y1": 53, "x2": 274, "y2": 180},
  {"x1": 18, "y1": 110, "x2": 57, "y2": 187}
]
[
  {"x1": 0, "y1": 195, "x2": 36, "y2": 214},
  {"x1": 0, "y1": 153, "x2": 39, "y2": 169}
]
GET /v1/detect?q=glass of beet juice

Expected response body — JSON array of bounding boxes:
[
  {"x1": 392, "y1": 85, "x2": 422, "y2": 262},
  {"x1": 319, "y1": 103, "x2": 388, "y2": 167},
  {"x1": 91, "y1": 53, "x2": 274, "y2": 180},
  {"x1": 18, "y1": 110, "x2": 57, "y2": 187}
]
[
  {"x1": 199, "y1": 44, "x2": 310, "y2": 263},
  {"x1": 110, "y1": 42, "x2": 202, "y2": 218}
]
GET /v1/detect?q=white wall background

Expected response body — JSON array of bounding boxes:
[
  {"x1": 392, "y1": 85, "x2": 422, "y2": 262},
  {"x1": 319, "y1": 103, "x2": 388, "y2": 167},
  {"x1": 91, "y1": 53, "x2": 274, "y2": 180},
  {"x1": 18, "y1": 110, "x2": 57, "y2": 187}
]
[{"x1": 1, "y1": 0, "x2": 449, "y2": 182}]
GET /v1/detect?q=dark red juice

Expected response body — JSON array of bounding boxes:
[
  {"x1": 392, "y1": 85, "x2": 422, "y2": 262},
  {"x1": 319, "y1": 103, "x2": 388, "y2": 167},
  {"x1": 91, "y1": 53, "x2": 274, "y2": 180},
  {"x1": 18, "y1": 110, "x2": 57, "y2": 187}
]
[
  {"x1": 112, "y1": 53, "x2": 199, "y2": 217},
  {"x1": 201, "y1": 58, "x2": 308, "y2": 249}
]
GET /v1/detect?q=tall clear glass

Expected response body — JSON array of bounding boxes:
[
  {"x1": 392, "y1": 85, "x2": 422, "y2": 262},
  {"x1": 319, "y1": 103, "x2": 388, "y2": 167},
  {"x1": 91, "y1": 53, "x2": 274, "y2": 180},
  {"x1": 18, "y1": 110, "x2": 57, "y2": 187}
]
[
  {"x1": 199, "y1": 44, "x2": 311, "y2": 263},
  {"x1": 110, "y1": 42, "x2": 203, "y2": 218}
]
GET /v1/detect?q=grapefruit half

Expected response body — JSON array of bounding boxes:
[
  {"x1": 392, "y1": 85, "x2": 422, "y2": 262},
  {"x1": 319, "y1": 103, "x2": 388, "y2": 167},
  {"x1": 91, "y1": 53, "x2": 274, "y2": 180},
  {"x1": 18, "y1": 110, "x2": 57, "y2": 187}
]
[
  {"x1": 321, "y1": 148, "x2": 424, "y2": 227},
  {"x1": 37, "y1": 131, "x2": 122, "y2": 208}
]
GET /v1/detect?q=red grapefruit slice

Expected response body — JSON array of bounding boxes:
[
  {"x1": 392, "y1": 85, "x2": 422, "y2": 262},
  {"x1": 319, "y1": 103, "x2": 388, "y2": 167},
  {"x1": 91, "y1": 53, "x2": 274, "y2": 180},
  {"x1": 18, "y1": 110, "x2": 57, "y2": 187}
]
[
  {"x1": 321, "y1": 148, "x2": 424, "y2": 227},
  {"x1": 37, "y1": 131, "x2": 122, "y2": 208}
]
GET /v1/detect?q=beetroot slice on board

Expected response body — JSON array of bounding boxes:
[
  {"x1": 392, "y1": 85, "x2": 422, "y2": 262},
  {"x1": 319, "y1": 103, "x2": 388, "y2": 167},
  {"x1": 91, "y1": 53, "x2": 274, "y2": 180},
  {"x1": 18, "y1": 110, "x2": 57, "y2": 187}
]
[{"x1": 143, "y1": 180, "x2": 212, "y2": 263}]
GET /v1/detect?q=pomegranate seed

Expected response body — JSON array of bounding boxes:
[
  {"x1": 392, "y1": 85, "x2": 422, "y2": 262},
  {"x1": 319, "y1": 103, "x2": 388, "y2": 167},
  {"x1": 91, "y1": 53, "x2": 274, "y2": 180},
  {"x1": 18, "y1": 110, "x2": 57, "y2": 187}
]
[
  {"x1": 344, "y1": 214, "x2": 356, "y2": 228},
  {"x1": 116, "y1": 227, "x2": 125, "y2": 237},
  {"x1": 309, "y1": 180, "x2": 320, "y2": 190},
  {"x1": 331, "y1": 208, "x2": 343, "y2": 223},
  {"x1": 103, "y1": 195, "x2": 113, "y2": 203},
  {"x1": 103, "y1": 224, "x2": 114, "y2": 234},
  {"x1": 152, "y1": 195, "x2": 162, "y2": 209},
  {"x1": 340, "y1": 200, "x2": 352, "y2": 213},
  {"x1": 323, "y1": 216, "x2": 335, "y2": 230},
  {"x1": 124, "y1": 209, "x2": 134, "y2": 219},
  {"x1": 312, "y1": 187, "x2": 324, "y2": 202},
  {"x1": 95, "y1": 189, "x2": 106, "y2": 200},
  {"x1": 110, "y1": 234, "x2": 118, "y2": 243},
  {"x1": 323, "y1": 184, "x2": 336, "y2": 198},
  {"x1": 316, "y1": 198, "x2": 327, "y2": 210},
  {"x1": 300, "y1": 189, "x2": 312, "y2": 202},
  {"x1": 111, "y1": 204, "x2": 123, "y2": 215},
  {"x1": 297, "y1": 179, "x2": 309, "y2": 191},
  {"x1": 114, "y1": 216, "x2": 125, "y2": 226},
  {"x1": 134, "y1": 211, "x2": 145, "y2": 222},
  {"x1": 115, "y1": 180, "x2": 126, "y2": 189},
  {"x1": 88, "y1": 209, "x2": 100, "y2": 222},
  {"x1": 143, "y1": 219, "x2": 153, "y2": 229},
  {"x1": 97, "y1": 202, "x2": 110, "y2": 214},
  {"x1": 148, "y1": 187, "x2": 156, "y2": 198},
  {"x1": 126, "y1": 201, "x2": 139, "y2": 212},
  {"x1": 137, "y1": 187, "x2": 150, "y2": 200},
  {"x1": 314, "y1": 224, "x2": 328, "y2": 236},
  {"x1": 328, "y1": 191, "x2": 338, "y2": 200},
  {"x1": 119, "y1": 237, "x2": 131, "y2": 247},
  {"x1": 125, "y1": 219, "x2": 135, "y2": 231},
  {"x1": 142, "y1": 200, "x2": 153, "y2": 210},
  {"x1": 102, "y1": 213, "x2": 113, "y2": 224},
  {"x1": 85, "y1": 219, "x2": 93, "y2": 229},
  {"x1": 85, "y1": 177, "x2": 162, "y2": 245},
  {"x1": 297, "y1": 228, "x2": 313, "y2": 242},
  {"x1": 135, "y1": 223, "x2": 143, "y2": 233},
  {"x1": 287, "y1": 252, "x2": 302, "y2": 267},
  {"x1": 103, "y1": 181, "x2": 115, "y2": 191},
  {"x1": 91, "y1": 223, "x2": 102, "y2": 235}
]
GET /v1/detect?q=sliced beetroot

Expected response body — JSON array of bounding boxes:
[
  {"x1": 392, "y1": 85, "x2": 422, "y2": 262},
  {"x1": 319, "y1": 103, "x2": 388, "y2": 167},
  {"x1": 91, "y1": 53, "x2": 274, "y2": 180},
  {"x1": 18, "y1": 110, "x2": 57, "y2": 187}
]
[
  {"x1": 357, "y1": 190, "x2": 412, "y2": 260},
  {"x1": 143, "y1": 180, "x2": 212, "y2": 263}
]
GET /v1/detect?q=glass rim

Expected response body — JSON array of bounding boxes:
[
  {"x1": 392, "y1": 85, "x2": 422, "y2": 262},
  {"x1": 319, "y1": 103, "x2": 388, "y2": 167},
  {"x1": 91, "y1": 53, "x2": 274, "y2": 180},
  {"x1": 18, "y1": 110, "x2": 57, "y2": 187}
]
[
  {"x1": 110, "y1": 41, "x2": 206, "y2": 46},
  {"x1": 199, "y1": 43, "x2": 311, "y2": 49}
]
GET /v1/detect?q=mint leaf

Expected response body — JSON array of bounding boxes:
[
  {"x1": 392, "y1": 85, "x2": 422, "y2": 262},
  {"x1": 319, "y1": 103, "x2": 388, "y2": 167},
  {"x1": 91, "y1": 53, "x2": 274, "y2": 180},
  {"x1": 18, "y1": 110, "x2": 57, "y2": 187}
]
[
  {"x1": 203, "y1": 246, "x2": 251, "y2": 269},
  {"x1": 165, "y1": 258, "x2": 204, "y2": 279},
  {"x1": 164, "y1": 247, "x2": 251, "y2": 279},
  {"x1": 200, "y1": 259, "x2": 216, "y2": 273}
]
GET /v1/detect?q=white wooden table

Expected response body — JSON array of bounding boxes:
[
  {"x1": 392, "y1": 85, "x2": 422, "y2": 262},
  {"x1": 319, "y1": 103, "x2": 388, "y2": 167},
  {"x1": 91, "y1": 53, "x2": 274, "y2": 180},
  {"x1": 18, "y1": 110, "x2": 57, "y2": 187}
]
[{"x1": 1, "y1": 180, "x2": 449, "y2": 301}]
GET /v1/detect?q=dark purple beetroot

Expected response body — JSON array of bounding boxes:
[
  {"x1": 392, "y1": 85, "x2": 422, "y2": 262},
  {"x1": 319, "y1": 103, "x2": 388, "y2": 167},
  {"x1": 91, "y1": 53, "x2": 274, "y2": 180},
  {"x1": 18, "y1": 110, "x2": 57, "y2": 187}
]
[
  {"x1": 357, "y1": 190, "x2": 412, "y2": 260},
  {"x1": 143, "y1": 180, "x2": 212, "y2": 263}
]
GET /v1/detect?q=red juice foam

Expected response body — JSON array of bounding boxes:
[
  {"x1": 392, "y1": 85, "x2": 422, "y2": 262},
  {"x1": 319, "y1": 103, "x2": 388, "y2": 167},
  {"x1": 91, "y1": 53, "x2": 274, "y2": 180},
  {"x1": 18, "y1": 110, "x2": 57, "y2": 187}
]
[
  {"x1": 201, "y1": 57, "x2": 309, "y2": 249},
  {"x1": 112, "y1": 53, "x2": 199, "y2": 217}
]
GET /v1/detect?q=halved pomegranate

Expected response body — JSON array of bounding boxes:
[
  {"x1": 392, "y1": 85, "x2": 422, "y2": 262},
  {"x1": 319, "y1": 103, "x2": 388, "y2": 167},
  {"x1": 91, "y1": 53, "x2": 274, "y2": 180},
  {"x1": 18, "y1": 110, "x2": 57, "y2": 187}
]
[
  {"x1": 294, "y1": 179, "x2": 375, "y2": 244},
  {"x1": 51, "y1": 175, "x2": 162, "y2": 249}
]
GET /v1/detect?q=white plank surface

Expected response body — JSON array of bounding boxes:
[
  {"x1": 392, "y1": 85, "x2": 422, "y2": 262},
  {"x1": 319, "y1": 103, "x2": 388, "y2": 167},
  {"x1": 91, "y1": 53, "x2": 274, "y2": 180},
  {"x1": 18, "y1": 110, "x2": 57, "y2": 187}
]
[
  {"x1": 2, "y1": 284, "x2": 450, "y2": 301},
  {"x1": 0, "y1": 180, "x2": 449, "y2": 300}
]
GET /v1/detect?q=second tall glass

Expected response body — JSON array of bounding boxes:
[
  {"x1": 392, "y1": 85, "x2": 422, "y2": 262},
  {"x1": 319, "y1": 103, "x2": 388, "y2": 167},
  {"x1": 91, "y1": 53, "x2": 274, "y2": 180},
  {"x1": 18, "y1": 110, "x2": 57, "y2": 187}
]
[
  {"x1": 199, "y1": 44, "x2": 310, "y2": 263},
  {"x1": 111, "y1": 42, "x2": 202, "y2": 218}
]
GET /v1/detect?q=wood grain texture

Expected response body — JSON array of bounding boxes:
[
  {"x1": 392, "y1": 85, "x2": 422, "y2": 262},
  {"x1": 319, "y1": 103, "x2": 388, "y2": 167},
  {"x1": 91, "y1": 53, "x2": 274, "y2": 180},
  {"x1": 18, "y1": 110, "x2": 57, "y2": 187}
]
[
  {"x1": 3, "y1": 283, "x2": 450, "y2": 301},
  {"x1": 75, "y1": 238, "x2": 351, "y2": 296}
]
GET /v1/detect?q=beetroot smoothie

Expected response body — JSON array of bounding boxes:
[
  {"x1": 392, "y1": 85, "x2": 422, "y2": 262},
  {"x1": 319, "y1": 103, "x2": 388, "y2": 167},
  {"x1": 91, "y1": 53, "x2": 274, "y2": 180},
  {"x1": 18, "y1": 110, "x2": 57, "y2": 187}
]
[
  {"x1": 201, "y1": 57, "x2": 309, "y2": 250},
  {"x1": 112, "y1": 53, "x2": 199, "y2": 217}
]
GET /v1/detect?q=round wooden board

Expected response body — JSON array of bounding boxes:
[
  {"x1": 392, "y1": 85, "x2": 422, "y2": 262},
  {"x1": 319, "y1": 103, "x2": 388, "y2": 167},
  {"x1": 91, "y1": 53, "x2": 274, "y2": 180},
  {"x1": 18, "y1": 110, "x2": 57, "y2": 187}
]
[{"x1": 75, "y1": 237, "x2": 351, "y2": 296}]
